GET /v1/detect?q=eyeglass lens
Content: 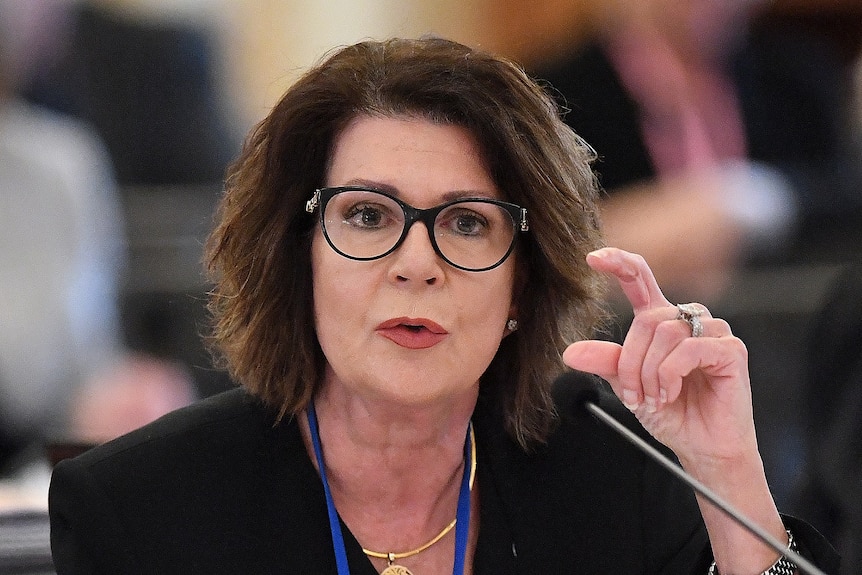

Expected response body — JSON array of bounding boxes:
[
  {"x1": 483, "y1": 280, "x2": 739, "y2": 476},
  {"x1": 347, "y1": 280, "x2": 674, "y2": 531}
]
[{"x1": 322, "y1": 189, "x2": 517, "y2": 271}]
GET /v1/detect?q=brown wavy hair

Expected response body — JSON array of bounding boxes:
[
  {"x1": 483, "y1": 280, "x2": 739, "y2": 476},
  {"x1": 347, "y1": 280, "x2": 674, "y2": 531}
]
[{"x1": 205, "y1": 37, "x2": 606, "y2": 450}]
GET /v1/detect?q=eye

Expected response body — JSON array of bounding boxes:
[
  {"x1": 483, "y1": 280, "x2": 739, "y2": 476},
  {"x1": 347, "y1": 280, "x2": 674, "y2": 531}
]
[
  {"x1": 344, "y1": 202, "x2": 392, "y2": 229},
  {"x1": 439, "y1": 207, "x2": 489, "y2": 237}
]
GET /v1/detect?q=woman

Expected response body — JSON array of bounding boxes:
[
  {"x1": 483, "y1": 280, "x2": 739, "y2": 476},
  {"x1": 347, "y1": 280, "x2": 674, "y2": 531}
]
[{"x1": 48, "y1": 38, "x2": 838, "y2": 574}]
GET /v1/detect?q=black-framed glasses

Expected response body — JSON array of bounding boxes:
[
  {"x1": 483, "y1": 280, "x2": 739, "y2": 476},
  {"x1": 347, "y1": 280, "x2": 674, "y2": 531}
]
[{"x1": 305, "y1": 186, "x2": 529, "y2": 272}]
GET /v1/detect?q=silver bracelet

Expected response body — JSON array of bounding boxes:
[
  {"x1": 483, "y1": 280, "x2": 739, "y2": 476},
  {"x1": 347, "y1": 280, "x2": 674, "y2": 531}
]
[{"x1": 708, "y1": 530, "x2": 797, "y2": 575}]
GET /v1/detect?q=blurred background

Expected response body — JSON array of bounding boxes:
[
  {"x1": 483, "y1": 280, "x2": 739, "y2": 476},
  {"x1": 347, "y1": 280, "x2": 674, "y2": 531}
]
[{"x1": 0, "y1": 0, "x2": 860, "y2": 572}]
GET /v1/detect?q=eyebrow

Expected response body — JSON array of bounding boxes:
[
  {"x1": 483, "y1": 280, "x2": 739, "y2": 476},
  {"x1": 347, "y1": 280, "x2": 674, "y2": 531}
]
[{"x1": 340, "y1": 178, "x2": 498, "y2": 202}]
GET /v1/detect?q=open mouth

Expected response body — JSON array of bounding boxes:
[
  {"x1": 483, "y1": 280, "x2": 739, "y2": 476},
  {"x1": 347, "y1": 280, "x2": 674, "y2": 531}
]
[{"x1": 376, "y1": 317, "x2": 448, "y2": 349}]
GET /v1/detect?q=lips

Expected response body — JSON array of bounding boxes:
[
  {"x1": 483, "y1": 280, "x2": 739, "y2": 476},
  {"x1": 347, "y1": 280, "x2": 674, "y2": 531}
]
[{"x1": 376, "y1": 317, "x2": 448, "y2": 349}]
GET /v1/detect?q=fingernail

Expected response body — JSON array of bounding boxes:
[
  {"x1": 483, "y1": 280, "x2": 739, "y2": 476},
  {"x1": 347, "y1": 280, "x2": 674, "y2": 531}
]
[
  {"x1": 622, "y1": 389, "x2": 639, "y2": 411},
  {"x1": 659, "y1": 388, "x2": 667, "y2": 404},
  {"x1": 644, "y1": 396, "x2": 658, "y2": 413}
]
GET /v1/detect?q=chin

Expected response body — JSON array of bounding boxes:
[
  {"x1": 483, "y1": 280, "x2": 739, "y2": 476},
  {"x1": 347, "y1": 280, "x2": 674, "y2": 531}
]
[{"x1": 366, "y1": 372, "x2": 475, "y2": 408}]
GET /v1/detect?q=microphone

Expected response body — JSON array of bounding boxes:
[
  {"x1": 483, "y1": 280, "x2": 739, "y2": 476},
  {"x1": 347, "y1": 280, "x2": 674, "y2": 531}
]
[{"x1": 568, "y1": 375, "x2": 827, "y2": 575}]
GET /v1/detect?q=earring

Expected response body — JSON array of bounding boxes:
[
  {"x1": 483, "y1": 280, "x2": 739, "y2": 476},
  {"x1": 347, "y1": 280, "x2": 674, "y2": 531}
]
[{"x1": 506, "y1": 319, "x2": 519, "y2": 332}]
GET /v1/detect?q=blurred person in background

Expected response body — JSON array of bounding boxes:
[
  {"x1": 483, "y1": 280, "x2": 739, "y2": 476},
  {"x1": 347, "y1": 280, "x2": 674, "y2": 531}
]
[
  {"x1": 0, "y1": 0, "x2": 194, "y2": 476},
  {"x1": 18, "y1": 0, "x2": 243, "y2": 402},
  {"x1": 535, "y1": 0, "x2": 862, "y2": 304}
]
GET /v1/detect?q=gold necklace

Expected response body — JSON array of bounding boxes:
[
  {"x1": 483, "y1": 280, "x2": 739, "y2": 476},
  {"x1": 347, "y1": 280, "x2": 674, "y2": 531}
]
[{"x1": 363, "y1": 425, "x2": 477, "y2": 575}]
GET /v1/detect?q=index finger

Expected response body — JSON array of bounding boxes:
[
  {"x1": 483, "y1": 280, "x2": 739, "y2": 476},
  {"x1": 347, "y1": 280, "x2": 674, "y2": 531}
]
[{"x1": 587, "y1": 247, "x2": 671, "y2": 313}]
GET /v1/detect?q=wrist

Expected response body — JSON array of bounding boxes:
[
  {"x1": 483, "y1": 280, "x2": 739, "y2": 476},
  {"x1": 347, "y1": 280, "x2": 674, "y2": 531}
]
[
  {"x1": 678, "y1": 448, "x2": 765, "y2": 490},
  {"x1": 708, "y1": 530, "x2": 797, "y2": 575},
  {"x1": 682, "y1": 454, "x2": 787, "y2": 572}
]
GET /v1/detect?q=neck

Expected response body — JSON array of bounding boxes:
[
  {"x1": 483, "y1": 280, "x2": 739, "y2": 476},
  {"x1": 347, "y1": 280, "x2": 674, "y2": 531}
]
[{"x1": 301, "y1": 377, "x2": 478, "y2": 555}]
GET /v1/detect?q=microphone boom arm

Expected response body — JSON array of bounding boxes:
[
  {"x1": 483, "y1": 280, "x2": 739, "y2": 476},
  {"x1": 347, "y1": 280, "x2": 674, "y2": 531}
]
[{"x1": 585, "y1": 400, "x2": 827, "y2": 575}]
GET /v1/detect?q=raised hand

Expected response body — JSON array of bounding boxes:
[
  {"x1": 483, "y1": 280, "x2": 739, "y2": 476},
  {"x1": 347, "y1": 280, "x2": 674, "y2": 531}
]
[
  {"x1": 563, "y1": 247, "x2": 757, "y2": 470},
  {"x1": 563, "y1": 247, "x2": 788, "y2": 572}
]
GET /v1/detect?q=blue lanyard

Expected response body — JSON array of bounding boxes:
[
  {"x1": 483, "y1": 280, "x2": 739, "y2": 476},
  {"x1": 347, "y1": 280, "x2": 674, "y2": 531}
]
[{"x1": 306, "y1": 404, "x2": 473, "y2": 575}]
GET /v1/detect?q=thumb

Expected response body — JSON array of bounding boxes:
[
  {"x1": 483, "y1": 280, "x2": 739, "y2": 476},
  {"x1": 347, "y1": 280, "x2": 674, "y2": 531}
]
[{"x1": 562, "y1": 340, "x2": 622, "y2": 382}]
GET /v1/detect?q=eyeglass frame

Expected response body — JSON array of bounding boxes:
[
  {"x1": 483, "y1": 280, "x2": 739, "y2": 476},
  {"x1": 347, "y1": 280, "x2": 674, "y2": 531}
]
[{"x1": 305, "y1": 186, "x2": 529, "y2": 272}]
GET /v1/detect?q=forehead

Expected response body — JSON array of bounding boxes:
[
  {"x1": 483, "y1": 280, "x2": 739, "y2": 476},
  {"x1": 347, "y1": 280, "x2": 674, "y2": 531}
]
[{"x1": 325, "y1": 115, "x2": 500, "y2": 202}]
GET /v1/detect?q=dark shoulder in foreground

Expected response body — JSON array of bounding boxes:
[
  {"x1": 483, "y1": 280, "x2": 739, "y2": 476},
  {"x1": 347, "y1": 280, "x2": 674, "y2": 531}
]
[
  {"x1": 49, "y1": 388, "x2": 333, "y2": 574},
  {"x1": 67, "y1": 387, "x2": 271, "y2": 466}
]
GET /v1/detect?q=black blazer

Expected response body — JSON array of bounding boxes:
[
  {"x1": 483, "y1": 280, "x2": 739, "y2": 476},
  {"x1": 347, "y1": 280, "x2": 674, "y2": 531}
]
[{"x1": 49, "y1": 375, "x2": 839, "y2": 574}]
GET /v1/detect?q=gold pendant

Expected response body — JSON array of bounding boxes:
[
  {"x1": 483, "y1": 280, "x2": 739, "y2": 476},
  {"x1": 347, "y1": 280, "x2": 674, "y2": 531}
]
[{"x1": 380, "y1": 565, "x2": 414, "y2": 575}]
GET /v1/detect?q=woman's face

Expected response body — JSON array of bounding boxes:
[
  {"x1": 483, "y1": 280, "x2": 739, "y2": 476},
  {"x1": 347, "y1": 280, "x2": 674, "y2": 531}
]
[{"x1": 311, "y1": 115, "x2": 517, "y2": 407}]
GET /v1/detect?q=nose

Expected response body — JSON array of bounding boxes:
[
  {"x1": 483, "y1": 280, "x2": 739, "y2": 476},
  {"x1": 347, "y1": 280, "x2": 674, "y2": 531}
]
[{"x1": 388, "y1": 221, "x2": 444, "y2": 286}]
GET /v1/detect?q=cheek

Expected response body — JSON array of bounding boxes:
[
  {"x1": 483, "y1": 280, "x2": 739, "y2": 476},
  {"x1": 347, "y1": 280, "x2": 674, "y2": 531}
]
[
  {"x1": 449, "y1": 284, "x2": 514, "y2": 381},
  {"x1": 311, "y1": 235, "x2": 345, "y2": 346},
  {"x1": 459, "y1": 266, "x2": 516, "y2": 339},
  {"x1": 310, "y1": 233, "x2": 327, "y2": 318},
  {"x1": 494, "y1": 260, "x2": 518, "y2": 317},
  {"x1": 311, "y1": 234, "x2": 372, "y2": 350}
]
